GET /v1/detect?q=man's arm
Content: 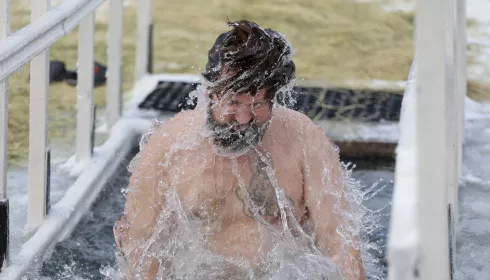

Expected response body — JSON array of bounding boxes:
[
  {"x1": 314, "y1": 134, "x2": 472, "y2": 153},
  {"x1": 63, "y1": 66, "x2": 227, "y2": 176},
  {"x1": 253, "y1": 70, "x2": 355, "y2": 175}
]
[
  {"x1": 303, "y1": 123, "x2": 367, "y2": 280},
  {"x1": 113, "y1": 123, "x2": 170, "y2": 280}
]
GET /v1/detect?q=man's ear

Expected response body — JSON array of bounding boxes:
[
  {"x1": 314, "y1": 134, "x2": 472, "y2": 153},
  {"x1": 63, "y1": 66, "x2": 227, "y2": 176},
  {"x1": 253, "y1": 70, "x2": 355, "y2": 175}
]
[
  {"x1": 206, "y1": 92, "x2": 220, "y2": 105},
  {"x1": 206, "y1": 91, "x2": 217, "y2": 100}
]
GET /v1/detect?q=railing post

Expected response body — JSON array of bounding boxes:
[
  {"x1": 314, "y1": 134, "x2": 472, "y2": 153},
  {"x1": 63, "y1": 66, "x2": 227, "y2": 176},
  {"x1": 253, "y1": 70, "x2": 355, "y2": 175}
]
[
  {"x1": 387, "y1": 60, "x2": 419, "y2": 280},
  {"x1": 76, "y1": 12, "x2": 95, "y2": 163},
  {"x1": 0, "y1": 0, "x2": 10, "y2": 269},
  {"x1": 135, "y1": 0, "x2": 153, "y2": 81},
  {"x1": 455, "y1": 0, "x2": 467, "y2": 199},
  {"x1": 446, "y1": 0, "x2": 458, "y2": 273},
  {"x1": 27, "y1": 0, "x2": 50, "y2": 230},
  {"x1": 106, "y1": 0, "x2": 123, "y2": 129},
  {"x1": 416, "y1": 0, "x2": 451, "y2": 278}
]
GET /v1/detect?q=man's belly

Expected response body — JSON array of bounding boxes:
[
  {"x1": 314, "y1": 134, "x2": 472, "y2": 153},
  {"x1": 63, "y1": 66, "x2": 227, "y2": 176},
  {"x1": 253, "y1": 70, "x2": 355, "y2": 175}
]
[
  {"x1": 182, "y1": 193, "x2": 306, "y2": 267},
  {"x1": 174, "y1": 217, "x2": 341, "y2": 280},
  {"x1": 205, "y1": 219, "x2": 278, "y2": 266}
]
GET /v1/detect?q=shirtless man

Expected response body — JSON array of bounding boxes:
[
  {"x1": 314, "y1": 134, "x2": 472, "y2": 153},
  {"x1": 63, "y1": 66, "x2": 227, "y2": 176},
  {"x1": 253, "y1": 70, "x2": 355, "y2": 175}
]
[{"x1": 114, "y1": 20, "x2": 366, "y2": 280}]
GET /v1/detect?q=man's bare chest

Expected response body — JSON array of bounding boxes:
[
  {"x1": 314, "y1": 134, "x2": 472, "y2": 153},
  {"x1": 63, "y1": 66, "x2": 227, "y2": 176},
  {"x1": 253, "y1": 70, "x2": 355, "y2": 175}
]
[{"x1": 166, "y1": 150, "x2": 305, "y2": 223}]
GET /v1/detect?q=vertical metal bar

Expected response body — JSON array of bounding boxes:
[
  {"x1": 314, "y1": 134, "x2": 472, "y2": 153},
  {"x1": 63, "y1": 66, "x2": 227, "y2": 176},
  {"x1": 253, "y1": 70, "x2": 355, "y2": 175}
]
[
  {"x1": 416, "y1": 0, "x2": 451, "y2": 278},
  {"x1": 27, "y1": 0, "x2": 50, "y2": 230},
  {"x1": 0, "y1": 0, "x2": 9, "y2": 269},
  {"x1": 455, "y1": 0, "x2": 467, "y2": 199},
  {"x1": 0, "y1": 0, "x2": 9, "y2": 201},
  {"x1": 445, "y1": 0, "x2": 457, "y2": 273},
  {"x1": 0, "y1": 199, "x2": 8, "y2": 270},
  {"x1": 135, "y1": 0, "x2": 152, "y2": 81},
  {"x1": 447, "y1": 0, "x2": 464, "y2": 271},
  {"x1": 45, "y1": 148, "x2": 51, "y2": 215},
  {"x1": 386, "y1": 59, "x2": 420, "y2": 280},
  {"x1": 147, "y1": 23, "x2": 153, "y2": 74},
  {"x1": 91, "y1": 105, "x2": 96, "y2": 155},
  {"x1": 106, "y1": 0, "x2": 123, "y2": 129},
  {"x1": 76, "y1": 12, "x2": 95, "y2": 163},
  {"x1": 448, "y1": 205, "x2": 454, "y2": 280}
]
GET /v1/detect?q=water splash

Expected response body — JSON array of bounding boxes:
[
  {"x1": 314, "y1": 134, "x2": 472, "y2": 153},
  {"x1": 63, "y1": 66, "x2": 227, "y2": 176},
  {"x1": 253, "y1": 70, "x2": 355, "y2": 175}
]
[
  {"x1": 31, "y1": 148, "x2": 392, "y2": 280},
  {"x1": 26, "y1": 20, "x2": 392, "y2": 280},
  {"x1": 108, "y1": 109, "x2": 391, "y2": 280},
  {"x1": 108, "y1": 20, "x2": 393, "y2": 280}
]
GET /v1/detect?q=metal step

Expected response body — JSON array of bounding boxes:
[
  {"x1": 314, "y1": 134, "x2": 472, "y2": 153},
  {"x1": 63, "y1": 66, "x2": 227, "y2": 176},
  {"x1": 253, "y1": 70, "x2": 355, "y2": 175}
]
[{"x1": 137, "y1": 80, "x2": 403, "y2": 122}]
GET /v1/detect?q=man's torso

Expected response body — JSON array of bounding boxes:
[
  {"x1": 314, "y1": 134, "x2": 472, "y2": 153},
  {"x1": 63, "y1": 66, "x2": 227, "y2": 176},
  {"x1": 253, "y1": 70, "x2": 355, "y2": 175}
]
[{"x1": 161, "y1": 107, "x2": 310, "y2": 265}]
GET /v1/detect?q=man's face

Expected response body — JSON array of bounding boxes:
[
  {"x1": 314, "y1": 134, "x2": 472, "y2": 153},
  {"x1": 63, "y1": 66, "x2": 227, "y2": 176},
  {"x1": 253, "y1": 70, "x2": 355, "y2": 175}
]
[{"x1": 206, "y1": 89, "x2": 273, "y2": 155}]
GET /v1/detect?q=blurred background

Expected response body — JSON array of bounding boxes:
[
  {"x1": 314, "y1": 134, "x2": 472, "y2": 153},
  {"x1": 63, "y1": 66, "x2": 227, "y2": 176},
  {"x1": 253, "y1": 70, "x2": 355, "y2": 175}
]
[{"x1": 6, "y1": 0, "x2": 488, "y2": 166}]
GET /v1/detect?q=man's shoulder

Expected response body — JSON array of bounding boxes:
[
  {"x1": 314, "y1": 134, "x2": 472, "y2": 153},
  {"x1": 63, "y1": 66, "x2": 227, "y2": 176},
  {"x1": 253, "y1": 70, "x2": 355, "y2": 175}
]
[
  {"x1": 142, "y1": 109, "x2": 204, "y2": 149},
  {"x1": 273, "y1": 106, "x2": 325, "y2": 135},
  {"x1": 273, "y1": 106, "x2": 337, "y2": 153},
  {"x1": 156, "y1": 109, "x2": 204, "y2": 135}
]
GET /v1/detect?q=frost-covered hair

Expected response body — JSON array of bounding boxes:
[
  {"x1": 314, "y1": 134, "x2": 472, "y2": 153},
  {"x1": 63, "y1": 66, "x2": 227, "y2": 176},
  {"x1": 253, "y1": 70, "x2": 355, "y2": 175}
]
[{"x1": 202, "y1": 20, "x2": 296, "y2": 101}]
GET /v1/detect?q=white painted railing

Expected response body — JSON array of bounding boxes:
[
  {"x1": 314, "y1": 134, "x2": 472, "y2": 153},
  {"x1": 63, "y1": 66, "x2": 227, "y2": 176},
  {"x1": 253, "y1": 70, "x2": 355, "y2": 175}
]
[
  {"x1": 0, "y1": 0, "x2": 153, "y2": 273},
  {"x1": 386, "y1": 59, "x2": 419, "y2": 280},
  {"x1": 387, "y1": 0, "x2": 466, "y2": 279},
  {"x1": 135, "y1": 0, "x2": 153, "y2": 81},
  {"x1": 106, "y1": 0, "x2": 123, "y2": 128},
  {"x1": 0, "y1": 0, "x2": 106, "y2": 82},
  {"x1": 75, "y1": 8, "x2": 95, "y2": 165},
  {"x1": 0, "y1": 0, "x2": 9, "y2": 204},
  {"x1": 0, "y1": 0, "x2": 10, "y2": 268},
  {"x1": 27, "y1": 0, "x2": 51, "y2": 231}
]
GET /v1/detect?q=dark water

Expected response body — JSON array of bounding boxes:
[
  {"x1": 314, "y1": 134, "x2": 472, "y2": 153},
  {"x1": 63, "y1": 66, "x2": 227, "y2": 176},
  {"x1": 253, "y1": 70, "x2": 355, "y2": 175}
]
[
  {"x1": 39, "y1": 148, "x2": 137, "y2": 280},
  {"x1": 38, "y1": 149, "x2": 394, "y2": 280}
]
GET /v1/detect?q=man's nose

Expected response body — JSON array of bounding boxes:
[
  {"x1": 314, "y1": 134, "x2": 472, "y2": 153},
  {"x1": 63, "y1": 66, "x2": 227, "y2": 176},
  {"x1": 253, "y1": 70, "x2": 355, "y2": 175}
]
[{"x1": 234, "y1": 109, "x2": 253, "y2": 125}]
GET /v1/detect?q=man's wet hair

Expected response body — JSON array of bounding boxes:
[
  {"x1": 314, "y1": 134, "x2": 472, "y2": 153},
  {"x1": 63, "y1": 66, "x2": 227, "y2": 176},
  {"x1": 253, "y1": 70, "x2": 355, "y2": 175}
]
[{"x1": 202, "y1": 19, "x2": 296, "y2": 101}]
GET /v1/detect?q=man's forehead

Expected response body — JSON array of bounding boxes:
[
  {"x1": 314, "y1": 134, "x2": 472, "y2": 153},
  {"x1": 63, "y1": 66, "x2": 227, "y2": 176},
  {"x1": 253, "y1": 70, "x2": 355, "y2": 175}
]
[{"x1": 233, "y1": 89, "x2": 267, "y2": 101}]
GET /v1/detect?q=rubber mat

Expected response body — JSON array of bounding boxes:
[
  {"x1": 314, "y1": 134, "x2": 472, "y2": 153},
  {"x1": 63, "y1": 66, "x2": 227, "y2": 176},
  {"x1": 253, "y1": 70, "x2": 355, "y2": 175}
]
[{"x1": 137, "y1": 80, "x2": 403, "y2": 122}]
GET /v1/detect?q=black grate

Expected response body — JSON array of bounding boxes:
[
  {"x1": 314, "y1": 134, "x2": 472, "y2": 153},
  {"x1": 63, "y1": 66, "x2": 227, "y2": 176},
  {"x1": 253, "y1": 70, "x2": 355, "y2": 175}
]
[{"x1": 138, "y1": 81, "x2": 403, "y2": 122}]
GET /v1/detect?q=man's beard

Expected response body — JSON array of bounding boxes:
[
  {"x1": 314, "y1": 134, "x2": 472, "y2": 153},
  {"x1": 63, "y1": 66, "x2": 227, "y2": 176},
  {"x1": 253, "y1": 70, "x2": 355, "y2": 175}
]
[{"x1": 205, "y1": 108, "x2": 270, "y2": 156}]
